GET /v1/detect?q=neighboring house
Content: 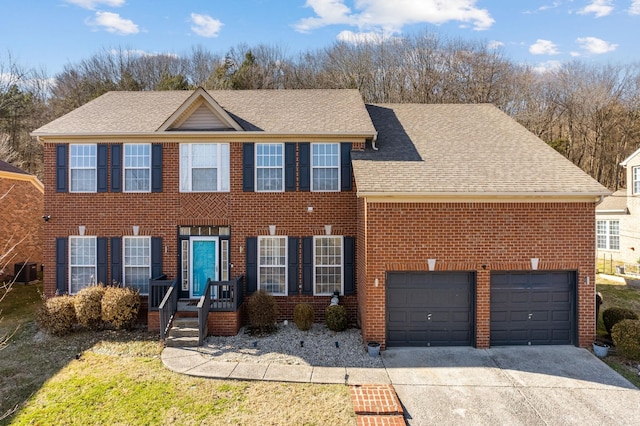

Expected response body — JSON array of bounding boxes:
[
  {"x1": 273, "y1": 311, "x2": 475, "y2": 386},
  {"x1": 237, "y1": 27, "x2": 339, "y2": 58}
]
[
  {"x1": 596, "y1": 148, "x2": 640, "y2": 265},
  {"x1": 32, "y1": 88, "x2": 609, "y2": 349},
  {"x1": 0, "y1": 160, "x2": 44, "y2": 281}
]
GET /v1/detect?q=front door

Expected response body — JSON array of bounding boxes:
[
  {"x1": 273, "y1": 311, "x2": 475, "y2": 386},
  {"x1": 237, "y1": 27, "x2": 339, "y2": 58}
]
[{"x1": 190, "y1": 237, "x2": 218, "y2": 298}]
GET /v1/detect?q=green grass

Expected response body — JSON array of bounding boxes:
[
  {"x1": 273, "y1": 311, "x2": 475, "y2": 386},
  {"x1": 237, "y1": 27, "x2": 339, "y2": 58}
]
[{"x1": 0, "y1": 282, "x2": 355, "y2": 425}]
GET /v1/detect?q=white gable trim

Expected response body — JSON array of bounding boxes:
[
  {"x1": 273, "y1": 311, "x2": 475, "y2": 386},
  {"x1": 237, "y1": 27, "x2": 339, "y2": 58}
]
[
  {"x1": 157, "y1": 87, "x2": 243, "y2": 132},
  {"x1": 620, "y1": 146, "x2": 640, "y2": 167}
]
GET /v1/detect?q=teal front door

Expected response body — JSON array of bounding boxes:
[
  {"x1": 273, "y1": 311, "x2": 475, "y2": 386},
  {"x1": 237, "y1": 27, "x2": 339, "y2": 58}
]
[{"x1": 190, "y1": 237, "x2": 218, "y2": 298}]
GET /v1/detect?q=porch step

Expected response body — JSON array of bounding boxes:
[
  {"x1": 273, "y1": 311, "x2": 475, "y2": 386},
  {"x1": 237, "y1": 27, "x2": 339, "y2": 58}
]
[
  {"x1": 165, "y1": 317, "x2": 200, "y2": 347},
  {"x1": 165, "y1": 336, "x2": 200, "y2": 347},
  {"x1": 172, "y1": 317, "x2": 199, "y2": 328}
]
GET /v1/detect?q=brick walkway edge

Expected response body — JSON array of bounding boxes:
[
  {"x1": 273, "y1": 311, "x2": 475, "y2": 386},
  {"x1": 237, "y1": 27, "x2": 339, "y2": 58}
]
[{"x1": 350, "y1": 384, "x2": 405, "y2": 425}]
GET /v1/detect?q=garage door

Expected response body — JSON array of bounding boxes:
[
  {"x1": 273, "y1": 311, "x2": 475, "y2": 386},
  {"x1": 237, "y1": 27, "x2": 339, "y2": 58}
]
[
  {"x1": 386, "y1": 271, "x2": 474, "y2": 347},
  {"x1": 491, "y1": 271, "x2": 575, "y2": 346}
]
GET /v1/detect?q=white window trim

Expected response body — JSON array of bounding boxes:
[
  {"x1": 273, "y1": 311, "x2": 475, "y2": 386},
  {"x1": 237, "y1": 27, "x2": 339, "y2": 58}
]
[
  {"x1": 122, "y1": 236, "x2": 151, "y2": 295},
  {"x1": 313, "y1": 236, "x2": 344, "y2": 296},
  {"x1": 255, "y1": 143, "x2": 285, "y2": 192},
  {"x1": 69, "y1": 144, "x2": 97, "y2": 193},
  {"x1": 634, "y1": 166, "x2": 640, "y2": 195},
  {"x1": 311, "y1": 143, "x2": 341, "y2": 192},
  {"x1": 257, "y1": 236, "x2": 288, "y2": 296},
  {"x1": 597, "y1": 220, "x2": 620, "y2": 251},
  {"x1": 179, "y1": 143, "x2": 230, "y2": 192},
  {"x1": 123, "y1": 143, "x2": 151, "y2": 193},
  {"x1": 69, "y1": 236, "x2": 96, "y2": 294}
]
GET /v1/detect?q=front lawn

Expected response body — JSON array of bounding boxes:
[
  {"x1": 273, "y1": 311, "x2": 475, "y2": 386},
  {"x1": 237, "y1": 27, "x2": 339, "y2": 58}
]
[{"x1": 0, "y1": 283, "x2": 355, "y2": 425}]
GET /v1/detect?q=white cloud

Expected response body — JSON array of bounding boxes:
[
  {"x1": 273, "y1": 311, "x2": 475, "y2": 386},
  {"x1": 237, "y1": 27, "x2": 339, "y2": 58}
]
[
  {"x1": 66, "y1": 0, "x2": 125, "y2": 10},
  {"x1": 190, "y1": 13, "x2": 223, "y2": 38},
  {"x1": 576, "y1": 36, "x2": 617, "y2": 54},
  {"x1": 529, "y1": 39, "x2": 559, "y2": 55},
  {"x1": 295, "y1": 0, "x2": 494, "y2": 35},
  {"x1": 337, "y1": 30, "x2": 386, "y2": 44},
  {"x1": 578, "y1": 0, "x2": 613, "y2": 17},
  {"x1": 630, "y1": 0, "x2": 640, "y2": 14},
  {"x1": 87, "y1": 11, "x2": 139, "y2": 35},
  {"x1": 532, "y1": 60, "x2": 562, "y2": 73},
  {"x1": 108, "y1": 49, "x2": 178, "y2": 58},
  {"x1": 487, "y1": 40, "x2": 504, "y2": 50}
]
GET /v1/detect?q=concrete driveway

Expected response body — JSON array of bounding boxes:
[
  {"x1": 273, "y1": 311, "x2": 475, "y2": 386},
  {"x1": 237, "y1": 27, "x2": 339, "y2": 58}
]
[{"x1": 381, "y1": 346, "x2": 640, "y2": 425}]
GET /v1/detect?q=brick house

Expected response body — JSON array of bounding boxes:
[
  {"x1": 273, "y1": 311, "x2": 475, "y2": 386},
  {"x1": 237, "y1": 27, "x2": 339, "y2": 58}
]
[
  {"x1": 595, "y1": 148, "x2": 640, "y2": 267},
  {"x1": 0, "y1": 160, "x2": 44, "y2": 282},
  {"x1": 32, "y1": 88, "x2": 609, "y2": 348}
]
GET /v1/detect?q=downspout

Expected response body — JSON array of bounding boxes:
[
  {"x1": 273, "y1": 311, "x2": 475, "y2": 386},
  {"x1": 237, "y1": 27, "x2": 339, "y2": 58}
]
[{"x1": 371, "y1": 132, "x2": 379, "y2": 151}]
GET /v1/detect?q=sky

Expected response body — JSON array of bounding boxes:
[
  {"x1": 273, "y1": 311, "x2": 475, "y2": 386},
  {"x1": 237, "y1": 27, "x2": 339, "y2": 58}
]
[{"x1": 2, "y1": 0, "x2": 640, "y2": 76}]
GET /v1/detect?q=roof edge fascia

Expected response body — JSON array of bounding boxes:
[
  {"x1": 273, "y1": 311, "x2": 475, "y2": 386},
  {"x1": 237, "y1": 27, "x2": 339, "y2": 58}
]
[
  {"x1": 33, "y1": 131, "x2": 375, "y2": 142},
  {"x1": 0, "y1": 170, "x2": 44, "y2": 193},
  {"x1": 357, "y1": 191, "x2": 610, "y2": 203}
]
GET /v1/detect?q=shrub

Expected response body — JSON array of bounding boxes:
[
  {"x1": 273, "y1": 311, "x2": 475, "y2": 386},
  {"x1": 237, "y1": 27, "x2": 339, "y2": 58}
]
[
  {"x1": 36, "y1": 295, "x2": 76, "y2": 336},
  {"x1": 101, "y1": 286, "x2": 140, "y2": 330},
  {"x1": 248, "y1": 289, "x2": 278, "y2": 335},
  {"x1": 293, "y1": 303, "x2": 315, "y2": 331},
  {"x1": 74, "y1": 285, "x2": 106, "y2": 330},
  {"x1": 325, "y1": 305, "x2": 348, "y2": 332},
  {"x1": 602, "y1": 307, "x2": 639, "y2": 335},
  {"x1": 612, "y1": 319, "x2": 640, "y2": 360}
]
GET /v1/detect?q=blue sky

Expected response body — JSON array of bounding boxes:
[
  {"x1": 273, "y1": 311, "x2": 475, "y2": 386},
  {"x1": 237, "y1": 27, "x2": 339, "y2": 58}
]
[{"x1": 2, "y1": 0, "x2": 640, "y2": 75}]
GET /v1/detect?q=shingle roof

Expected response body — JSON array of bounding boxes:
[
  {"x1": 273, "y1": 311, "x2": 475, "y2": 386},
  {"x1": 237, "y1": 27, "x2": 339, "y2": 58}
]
[
  {"x1": 0, "y1": 160, "x2": 28, "y2": 175},
  {"x1": 32, "y1": 89, "x2": 376, "y2": 135},
  {"x1": 596, "y1": 189, "x2": 628, "y2": 212},
  {"x1": 352, "y1": 103, "x2": 609, "y2": 195}
]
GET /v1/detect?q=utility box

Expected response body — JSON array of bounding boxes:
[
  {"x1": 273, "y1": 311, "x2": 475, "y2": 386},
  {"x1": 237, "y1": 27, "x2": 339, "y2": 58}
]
[{"x1": 15, "y1": 262, "x2": 37, "y2": 283}]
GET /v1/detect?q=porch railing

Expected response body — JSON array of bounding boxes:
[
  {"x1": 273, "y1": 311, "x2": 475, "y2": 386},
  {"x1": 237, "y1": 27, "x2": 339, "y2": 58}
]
[
  {"x1": 149, "y1": 276, "x2": 178, "y2": 340},
  {"x1": 197, "y1": 279, "x2": 213, "y2": 345},
  {"x1": 209, "y1": 275, "x2": 244, "y2": 312}
]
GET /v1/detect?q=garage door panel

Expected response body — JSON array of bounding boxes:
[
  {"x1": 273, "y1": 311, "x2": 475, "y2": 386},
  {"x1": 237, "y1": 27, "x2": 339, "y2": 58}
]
[{"x1": 387, "y1": 271, "x2": 474, "y2": 347}]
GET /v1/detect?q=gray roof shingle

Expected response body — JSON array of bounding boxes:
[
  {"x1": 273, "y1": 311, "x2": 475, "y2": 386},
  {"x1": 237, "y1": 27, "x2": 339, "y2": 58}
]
[
  {"x1": 352, "y1": 103, "x2": 609, "y2": 195},
  {"x1": 32, "y1": 89, "x2": 376, "y2": 135},
  {"x1": 0, "y1": 160, "x2": 28, "y2": 175}
]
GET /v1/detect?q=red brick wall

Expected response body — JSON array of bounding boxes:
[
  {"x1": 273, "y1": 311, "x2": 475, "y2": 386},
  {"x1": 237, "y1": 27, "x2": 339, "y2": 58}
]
[
  {"x1": 358, "y1": 201, "x2": 597, "y2": 349},
  {"x1": 0, "y1": 177, "x2": 43, "y2": 280},
  {"x1": 43, "y1": 142, "x2": 364, "y2": 323}
]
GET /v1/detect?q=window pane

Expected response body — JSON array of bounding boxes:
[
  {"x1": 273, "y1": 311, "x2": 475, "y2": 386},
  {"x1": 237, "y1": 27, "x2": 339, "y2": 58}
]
[
  {"x1": 256, "y1": 168, "x2": 282, "y2": 191},
  {"x1": 258, "y1": 237, "x2": 287, "y2": 294},
  {"x1": 192, "y1": 168, "x2": 217, "y2": 191},
  {"x1": 314, "y1": 237, "x2": 342, "y2": 295},
  {"x1": 311, "y1": 143, "x2": 339, "y2": 191},
  {"x1": 124, "y1": 237, "x2": 150, "y2": 294},
  {"x1": 70, "y1": 237, "x2": 96, "y2": 294},
  {"x1": 180, "y1": 144, "x2": 229, "y2": 192},
  {"x1": 635, "y1": 167, "x2": 640, "y2": 194},
  {"x1": 125, "y1": 169, "x2": 150, "y2": 191},
  {"x1": 313, "y1": 168, "x2": 339, "y2": 191}
]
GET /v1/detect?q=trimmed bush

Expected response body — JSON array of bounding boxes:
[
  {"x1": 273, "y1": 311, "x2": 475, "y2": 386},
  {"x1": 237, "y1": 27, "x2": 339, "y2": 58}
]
[
  {"x1": 101, "y1": 286, "x2": 140, "y2": 330},
  {"x1": 36, "y1": 295, "x2": 76, "y2": 336},
  {"x1": 602, "y1": 307, "x2": 639, "y2": 335},
  {"x1": 248, "y1": 289, "x2": 278, "y2": 335},
  {"x1": 612, "y1": 319, "x2": 640, "y2": 360},
  {"x1": 74, "y1": 285, "x2": 106, "y2": 330},
  {"x1": 293, "y1": 303, "x2": 315, "y2": 331},
  {"x1": 325, "y1": 305, "x2": 348, "y2": 332}
]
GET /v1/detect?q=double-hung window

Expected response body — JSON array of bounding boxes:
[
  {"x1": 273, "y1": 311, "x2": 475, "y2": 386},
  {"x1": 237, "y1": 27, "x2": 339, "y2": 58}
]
[
  {"x1": 596, "y1": 220, "x2": 620, "y2": 250},
  {"x1": 311, "y1": 143, "x2": 340, "y2": 191},
  {"x1": 69, "y1": 236, "x2": 96, "y2": 293},
  {"x1": 70, "y1": 144, "x2": 96, "y2": 192},
  {"x1": 256, "y1": 143, "x2": 284, "y2": 191},
  {"x1": 634, "y1": 167, "x2": 640, "y2": 195},
  {"x1": 123, "y1": 236, "x2": 151, "y2": 294},
  {"x1": 258, "y1": 236, "x2": 287, "y2": 295},
  {"x1": 314, "y1": 236, "x2": 343, "y2": 295},
  {"x1": 180, "y1": 143, "x2": 230, "y2": 192},
  {"x1": 124, "y1": 144, "x2": 151, "y2": 192}
]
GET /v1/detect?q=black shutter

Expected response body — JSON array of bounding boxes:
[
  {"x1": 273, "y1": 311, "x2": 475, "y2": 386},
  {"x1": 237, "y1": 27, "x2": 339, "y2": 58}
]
[
  {"x1": 151, "y1": 237, "x2": 162, "y2": 278},
  {"x1": 302, "y1": 237, "x2": 313, "y2": 295},
  {"x1": 151, "y1": 144, "x2": 163, "y2": 192},
  {"x1": 344, "y1": 237, "x2": 355, "y2": 295},
  {"x1": 55, "y1": 237, "x2": 68, "y2": 294},
  {"x1": 56, "y1": 144, "x2": 68, "y2": 193},
  {"x1": 288, "y1": 237, "x2": 299, "y2": 295},
  {"x1": 340, "y1": 143, "x2": 352, "y2": 191},
  {"x1": 97, "y1": 144, "x2": 108, "y2": 193},
  {"x1": 243, "y1": 143, "x2": 254, "y2": 192},
  {"x1": 110, "y1": 144, "x2": 122, "y2": 192},
  {"x1": 285, "y1": 143, "x2": 296, "y2": 192},
  {"x1": 246, "y1": 237, "x2": 257, "y2": 294},
  {"x1": 97, "y1": 237, "x2": 108, "y2": 284},
  {"x1": 111, "y1": 237, "x2": 122, "y2": 284},
  {"x1": 299, "y1": 143, "x2": 310, "y2": 191}
]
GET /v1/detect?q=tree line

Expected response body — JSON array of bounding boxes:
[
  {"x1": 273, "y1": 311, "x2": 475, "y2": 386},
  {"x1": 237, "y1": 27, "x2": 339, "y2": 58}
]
[{"x1": 2, "y1": 31, "x2": 640, "y2": 190}]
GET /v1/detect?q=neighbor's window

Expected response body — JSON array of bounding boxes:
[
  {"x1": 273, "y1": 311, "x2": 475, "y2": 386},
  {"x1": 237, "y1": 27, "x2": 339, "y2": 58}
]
[
  {"x1": 312, "y1": 143, "x2": 340, "y2": 191},
  {"x1": 69, "y1": 236, "x2": 96, "y2": 294},
  {"x1": 70, "y1": 144, "x2": 97, "y2": 192},
  {"x1": 314, "y1": 236, "x2": 343, "y2": 295},
  {"x1": 180, "y1": 143, "x2": 230, "y2": 192},
  {"x1": 258, "y1": 236, "x2": 287, "y2": 295},
  {"x1": 124, "y1": 144, "x2": 151, "y2": 192},
  {"x1": 634, "y1": 167, "x2": 640, "y2": 195},
  {"x1": 596, "y1": 220, "x2": 620, "y2": 250},
  {"x1": 256, "y1": 143, "x2": 284, "y2": 192},
  {"x1": 123, "y1": 236, "x2": 151, "y2": 294}
]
